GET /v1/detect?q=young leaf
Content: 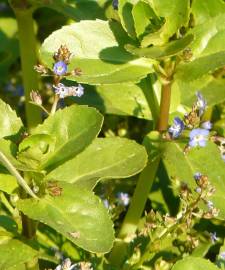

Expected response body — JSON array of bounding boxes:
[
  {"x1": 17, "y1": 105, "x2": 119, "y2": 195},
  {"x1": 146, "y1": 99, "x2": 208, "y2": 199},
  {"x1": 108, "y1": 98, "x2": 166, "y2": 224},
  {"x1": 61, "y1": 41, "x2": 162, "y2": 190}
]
[
  {"x1": 40, "y1": 20, "x2": 154, "y2": 85},
  {"x1": 118, "y1": 0, "x2": 137, "y2": 37},
  {"x1": 0, "y1": 99, "x2": 23, "y2": 139},
  {"x1": 172, "y1": 256, "x2": 220, "y2": 270},
  {"x1": 0, "y1": 239, "x2": 38, "y2": 270},
  {"x1": 45, "y1": 137, "x2": 148, "y2": 190},
  {"x1": 163, "y1": 141, "x2": 225, "y2": 219},
  {"x1": 33, "y1": 105, "x2": 103, "y2": 171},
  {"x1": 126, "y1": 34, "x2": 194, "y2": 59},
  {"x1": 141, "y1": 0, "x2": 190, "y2": 46},
  {"x1": 132, "y1": 0, "x2": 159, "y2": 37},
  {"x1": 17, "y1": 182, "x2": 114, "y2": 253}
]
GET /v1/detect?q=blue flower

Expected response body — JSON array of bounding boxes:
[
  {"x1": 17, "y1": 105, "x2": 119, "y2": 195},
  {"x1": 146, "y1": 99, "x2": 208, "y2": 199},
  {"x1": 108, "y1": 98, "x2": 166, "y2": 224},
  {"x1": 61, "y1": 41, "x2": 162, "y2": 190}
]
[
  {"x1": 117, "y1": 192, "x2": 130, "y2": 206},
  {"x1": 189, "y1": 128, "x2": 209, "y2": 147},
  {"x1": 194, "y1": 172, "x2": 202, "y2": 181},
  {"x1": 201, "y1": 121, "x2": 212, "y2": 130},
  {"x1": 168, "y1": 117, "x2": 185, "y2": 139},
  {"x1": 196, "y1": 91, "x2": 207, "y2": 116},
  {"x1": 112, "y1": 0, "x2": 118, "y2": 10},
  {"x1": 53, "y1": 61, "x2": 67, "y2": 76},
  {"x1": 210, "y1": 232, "x2": 218, "y2": 244}
]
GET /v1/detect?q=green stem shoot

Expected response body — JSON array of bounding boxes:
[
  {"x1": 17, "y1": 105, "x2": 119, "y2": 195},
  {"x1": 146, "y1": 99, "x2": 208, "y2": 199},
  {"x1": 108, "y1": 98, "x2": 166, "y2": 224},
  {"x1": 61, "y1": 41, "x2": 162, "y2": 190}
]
[{"x1": 14, "y1": 8, "x2": 41, "y2": 130}]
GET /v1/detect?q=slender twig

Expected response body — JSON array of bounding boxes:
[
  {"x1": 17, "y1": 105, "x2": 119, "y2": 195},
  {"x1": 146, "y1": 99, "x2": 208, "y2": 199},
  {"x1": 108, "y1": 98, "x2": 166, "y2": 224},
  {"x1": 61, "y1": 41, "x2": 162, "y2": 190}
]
[
  {"x1": 0, "y1": 152, "x2": 38, "y2": 199},
  {"x1": 29, "y1": 101, "x2": 50, "y2": 116}
]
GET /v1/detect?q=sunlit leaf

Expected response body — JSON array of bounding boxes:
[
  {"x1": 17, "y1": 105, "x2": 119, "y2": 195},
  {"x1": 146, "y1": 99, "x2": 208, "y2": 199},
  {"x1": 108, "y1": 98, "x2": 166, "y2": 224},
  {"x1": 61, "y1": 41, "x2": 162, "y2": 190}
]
[
  {"x1": 45, "y1": 137, "x2": 148, "y2": 190},
  {"x1": 17, "y1": 182, "x2": 114, "y2": 253},
  {"x1": 40, "y1": 20, "x2": 154, "y2": 85}
]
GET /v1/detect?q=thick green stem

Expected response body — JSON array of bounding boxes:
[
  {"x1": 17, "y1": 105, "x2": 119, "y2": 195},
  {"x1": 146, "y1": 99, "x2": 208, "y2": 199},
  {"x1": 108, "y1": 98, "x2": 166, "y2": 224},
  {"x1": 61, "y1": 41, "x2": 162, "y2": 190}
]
[
  {"x1": 14, "y1": 8, "x2": 41, "y2": 130},
  {"x1": 110, "y1": 72, "x2": 173, "y2": 266},
  {"x1": 157, "y1": 82, "x2": 172, "y2": 131},
  {"x1": 119, "y1": 157, "x2": 160, "y2": 239}
]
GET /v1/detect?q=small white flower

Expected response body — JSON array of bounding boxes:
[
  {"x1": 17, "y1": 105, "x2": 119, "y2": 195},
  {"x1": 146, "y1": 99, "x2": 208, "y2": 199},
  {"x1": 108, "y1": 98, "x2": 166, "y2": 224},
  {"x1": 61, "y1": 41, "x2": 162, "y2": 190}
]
[{"x1": 55, "y1": 258, "x2": 77, "y2": 270}]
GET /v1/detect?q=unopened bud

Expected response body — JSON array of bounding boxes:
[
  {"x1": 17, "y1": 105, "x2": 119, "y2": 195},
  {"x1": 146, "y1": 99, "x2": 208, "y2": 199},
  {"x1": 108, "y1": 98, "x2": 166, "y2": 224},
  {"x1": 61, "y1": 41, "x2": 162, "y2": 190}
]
[
  {"x1": 30, "y1": 90, "x2": 42, "y2": 105},
  {"x1": 34, "y1": 64, "x2": 48, "y2": 74}
]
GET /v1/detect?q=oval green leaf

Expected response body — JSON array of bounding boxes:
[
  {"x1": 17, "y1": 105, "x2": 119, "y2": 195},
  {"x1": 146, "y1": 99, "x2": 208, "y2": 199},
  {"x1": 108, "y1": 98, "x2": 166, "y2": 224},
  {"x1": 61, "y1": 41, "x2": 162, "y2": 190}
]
[
  {"x1": 40, "y1": 20, "x2": 154, "y2": 85},
  {"x1": 17, "y1": 182, "x2": 114, "y2": 253},
  {"x1": 45, "y1": 137, "x2": 148, "y2": 190}
]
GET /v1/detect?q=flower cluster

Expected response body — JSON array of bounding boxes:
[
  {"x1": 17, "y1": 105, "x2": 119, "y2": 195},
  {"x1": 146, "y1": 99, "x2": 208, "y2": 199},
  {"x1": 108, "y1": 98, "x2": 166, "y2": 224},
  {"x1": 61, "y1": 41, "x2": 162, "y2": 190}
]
[
  {"x1": 124, "y1": 172, "x2": 220, "y2": 269},
  {"x1": 168, "y1": 92, "x2": 212, "y2": 148},
  {"x1": 33, "y1": 45, "x2": 84, "y2": 114},
  {"x1": 193, "y1": 172, "x2": 219, "y2": 218},
  {"x1": 53, "y1": 83, "x2": 84, "y2": 99}
]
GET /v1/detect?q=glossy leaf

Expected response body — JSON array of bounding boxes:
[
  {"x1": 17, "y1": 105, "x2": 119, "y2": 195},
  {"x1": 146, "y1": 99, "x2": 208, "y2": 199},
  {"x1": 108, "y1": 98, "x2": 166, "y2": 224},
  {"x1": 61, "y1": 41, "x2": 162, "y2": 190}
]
[
  {"x1": 17, "y1": 182, "x2": 114, "y2": 253},
  {"x1": 0, "y1": 99, "x2": 23, "y2": 139},
  {"x1": 189, "y1": 14, "x2": 225, "y2": 59},
  {"x1": 141, "y1": 0, "x2": 190, "y2": 46},
  {"x1": 172, "y1": 257, "x2": 220, "y2": 270},
  {"x1": 45, "y1": 137, "x2": 148, "y2": 190},
  {"x1": 40, "y1": 20, "x2": 154, "y2": 85},
  {"x1": 163, "y1": 141, "x2": 225, "y2": 219},
  {"x1": 126, "y1": 34, "x2": 194, "y2": 59},
  {"x1": 33, "y1": 105, "x2": 103, "y2": 171},
  {"x1": 0, "y1": 239, "x2": 38, "y2": 269}
]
